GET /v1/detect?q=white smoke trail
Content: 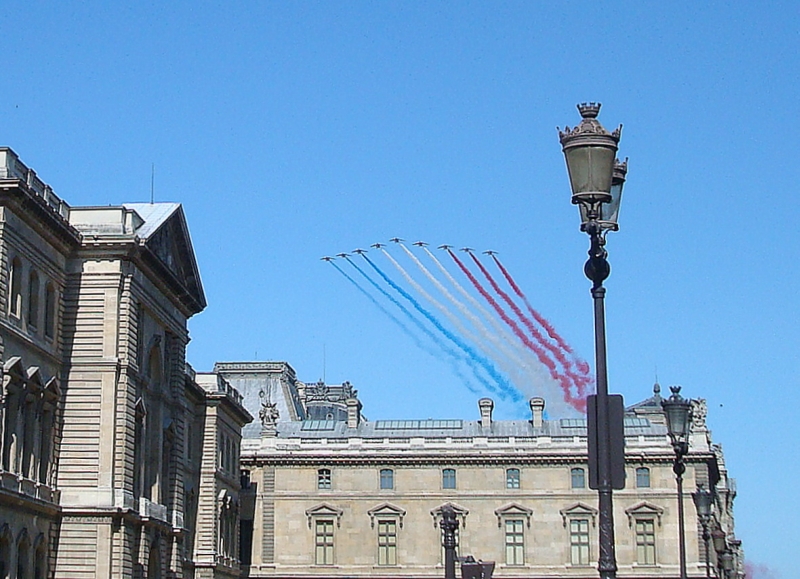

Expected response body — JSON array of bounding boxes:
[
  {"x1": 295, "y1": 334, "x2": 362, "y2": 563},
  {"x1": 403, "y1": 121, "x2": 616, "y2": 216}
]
[
  {"x1": 423, "y1": 247, "x2": 574, "y2": 417},
  {"x1": 399, "y1": 243, "x2": 529, "y2": 371}
]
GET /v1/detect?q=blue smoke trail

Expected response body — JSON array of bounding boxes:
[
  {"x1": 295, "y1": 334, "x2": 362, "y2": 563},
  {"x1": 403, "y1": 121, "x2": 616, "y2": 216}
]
[
  {"x1": 331, "y1": 261, "x2": 436, "y2": 357},
  {"x1": 363, "y1": 255, "x2": 521, "y2": 402},
  {"x1": 343, "y1": 258, "x2": 480, "y2": 395}
]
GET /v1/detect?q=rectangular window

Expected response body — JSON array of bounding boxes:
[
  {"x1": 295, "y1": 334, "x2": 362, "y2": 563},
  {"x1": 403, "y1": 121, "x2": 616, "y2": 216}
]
[
  {"x1": 44, "y1": 283, "x2": 55, "y2": 339},
  {"x1": 318, "y1": 468, "x2": 332, "y2": 489},
  {"x1": 571, "y1": 467, "x2": 586, "y2": 489},
  {"x1": 442, "y1": 468, "x2": 456, "y2": 489},
  {"x1": 635, "y1": 519, "x2": 656, "y2": 565},
  {"x1": 570, "y1": 519, "x2": 590, "y2": 565},
  {"x1": 377, "y1": 520, "x2": 397, "y2": 566},
  {"x1": 506, "y1": 468, "x2": 520, "y2": 489},
  {"x1": 636, "y1": 467, "x2": 650, "y2": 488},
  {"x1": 380, "y1": 469, "x2": 394, "y2": 490},
  {"x1": 315, "y1": 520, "x2": 334, "y2": 565},
  {"x1": 504, "y1": 519, "x2": 524, "y2": 566}
]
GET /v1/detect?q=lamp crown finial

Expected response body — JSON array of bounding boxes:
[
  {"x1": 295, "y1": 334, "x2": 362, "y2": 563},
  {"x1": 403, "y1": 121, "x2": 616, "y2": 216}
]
[
  {"x1": 577, "y1": 102, "x2": 601, "y2": 118},
  {"x1": 669, "y1": 385, "x2": 682, "y2": 395}
]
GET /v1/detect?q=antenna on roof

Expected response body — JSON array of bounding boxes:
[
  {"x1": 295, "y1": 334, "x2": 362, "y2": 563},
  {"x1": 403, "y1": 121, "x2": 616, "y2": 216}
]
[
  {"x1": 150, "y1": 163, "x2": 155, "y2": 204},
  {"x1": 323, "y1": 343, "x2": 327, "y2": 383}
]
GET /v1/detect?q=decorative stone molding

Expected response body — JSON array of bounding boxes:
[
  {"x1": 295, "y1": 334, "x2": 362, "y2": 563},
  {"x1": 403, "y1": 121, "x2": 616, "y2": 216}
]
[
  {"x1": 367, "y1": 503, "x2": 406, "y2": 529},
  {"x1": 624, "y1": 501, "x2": 664, "y2": 527},
  {"x1": 494, "y1": 503, "x2": 533, "y2": 528},
  {"x1": 305, "y1": 503, "x2": 344, "y2": 528},
  {"x1": 559, "y1": 502, "x2": 598, "y2": 527},
  {"x1": 430, "y1": 502, "x2": 469, "y2": 528}
]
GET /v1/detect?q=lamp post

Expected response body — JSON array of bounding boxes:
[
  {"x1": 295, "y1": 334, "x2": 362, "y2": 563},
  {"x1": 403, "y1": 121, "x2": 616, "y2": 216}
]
[
  {"x1": 559, "y1": 103, "x2": 625, "y2": 579},
  {"x1": 692, "y1": 484, "x2": 714, "y2": 578},
  {"x1": 441, "y1": 505, "x2": 459, "y2": 579},
  {"x1": 662, "y1": 386, "x2": 693, "y2": 579}
]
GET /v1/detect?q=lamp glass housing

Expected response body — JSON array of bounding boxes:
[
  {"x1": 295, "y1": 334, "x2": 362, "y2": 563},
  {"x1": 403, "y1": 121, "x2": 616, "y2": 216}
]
[
  {"x1": 578, "y1": 164, "x2": 626, "y2": 229},
  {"x1": 564, "y1": 144, "x2": 616, "y2": 207},
  {"x1": 662, "y1": 388, "x2": 692, "y2": 442},
  {"x1": 711, "y1": 527, "x2": 727, "y2": 553},
  {"x1": 692, "y1": 486, "x2": 713, "y2": 518},
  {"x1": 720, "y1": 552, "x2": 734, "y2": 571}
]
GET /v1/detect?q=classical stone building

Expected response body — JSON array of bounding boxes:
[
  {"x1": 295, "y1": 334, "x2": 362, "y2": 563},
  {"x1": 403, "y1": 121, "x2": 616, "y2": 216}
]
[
  {"x1": 0, "y1": 148, "x2": 251, "y2": 579},
  {"x1": 227, "y1": 361, "x2": 743, "y2": 579}
]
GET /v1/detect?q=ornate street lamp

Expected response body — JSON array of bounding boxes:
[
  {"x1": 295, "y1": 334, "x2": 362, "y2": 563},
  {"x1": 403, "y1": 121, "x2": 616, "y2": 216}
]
[
  {"x1": 441, "y1": 505, "x2": 459, "y2": 579},
  {"x1": 692, "y1": 484, "x2": 714, "y2": 578},
  {"x1": 662, "y1": 386, "x2": 693, "y2": 579},
  {"x1": 712, "y1": 526, "x2": 728, "y2": 578},
  {"x1": 559, "y1": 102, "x2": 625, "y2": 579}
]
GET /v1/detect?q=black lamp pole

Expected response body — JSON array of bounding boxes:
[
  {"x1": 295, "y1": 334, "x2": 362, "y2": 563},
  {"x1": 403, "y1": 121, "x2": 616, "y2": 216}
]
[
  {"x1": 692, "y1": 484, "x2": 714, "y2": 578},
  {"x1": 559, "y1": 103, "x2": 626, "y2": 579},
  {"x1": 662, "y1": 386, "x2": 693, "y2": 579},
  {"x1": 441, "y1": 505, "x2": 459, "y2": 579}
]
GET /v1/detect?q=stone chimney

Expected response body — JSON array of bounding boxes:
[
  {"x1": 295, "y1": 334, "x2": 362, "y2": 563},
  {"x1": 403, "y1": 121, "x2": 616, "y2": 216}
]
[
  {"x1": 530, "y1": 397, "x2": 545, "y2": 428},
  {"x1": 346, "y1": 398, "x2": 362, "y2": 429},
  {"x1": 478, "y1": 398, "x2": 494, "y2": 428}
]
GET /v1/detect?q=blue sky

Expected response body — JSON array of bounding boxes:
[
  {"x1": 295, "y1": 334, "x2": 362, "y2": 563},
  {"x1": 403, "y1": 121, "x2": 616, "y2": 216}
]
[{"x1": 2, "y1": 2, "x2": 796, "y2": 576}]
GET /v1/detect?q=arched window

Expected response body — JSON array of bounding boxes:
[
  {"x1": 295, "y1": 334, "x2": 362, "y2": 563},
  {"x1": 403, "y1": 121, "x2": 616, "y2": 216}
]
[
  {"x1": 636, "y1": 467, "x2": 651, "y2": 488},
  {"x1": 442, "y1": 468, "x2": 456, "y2": 489},
  {"x1": 33, "y1": 535, "x2": 46, "y2": 579},
  {"x1": 0, "y1": 526, "x2": 11, "y2": 579},
  {"x1": 9, "y1": 257, "x2": 22, "y2": 317},
  {"x1": 147, "y1": 542, "x2": 161, "y2": 579},
  {"x1": 571, "y1": 467, "x2": 586, "y2": 489},
  {"x1": 44, "y1": 283, "x2": 56, "y2": 339},
  {"x1": 318, "y1": 468, "x2": 332, "y2": 490},
  {"x1": 27, "y1": 271, "x2": 39, "y2": 329},
  {"x1": 380, "y1": 469, "x2": 394, "y2": 490},
  {"x1": 506, "y1": 468, "x2": 521, "y2": 489},
  {"x1": 16, "y1": 531, "x2": 30, "y2": 579}
]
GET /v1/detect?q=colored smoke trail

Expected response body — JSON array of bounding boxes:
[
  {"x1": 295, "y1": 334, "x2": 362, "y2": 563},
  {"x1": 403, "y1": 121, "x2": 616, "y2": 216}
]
[
  {"x1": 399, "y1": 243, "x2": 524, "y2": 365},
  {"x1": 386, "y1": 245, "x2": 524, "y2": 401},
  {"x1": 421, "y1": 247, "x2": 541, "y2": 373},
  {"x1": 362, "y1": 254, "x2": 518, "y2": 401},
  {"x1": 330, "y1": 261, "x2": 433, "y2": 356},
  {"x1": 467, "y1": 252, "x2": 588, "y2": 411},
  {"x1": 342, "y1": 258, "x2": 481, "y2": 394},
  {"x1": 448, "y1": 249, "x2": 582, "y2": 411},
  {"x1": 491, "y1": 254, "x2": 592, "y2": 376}
]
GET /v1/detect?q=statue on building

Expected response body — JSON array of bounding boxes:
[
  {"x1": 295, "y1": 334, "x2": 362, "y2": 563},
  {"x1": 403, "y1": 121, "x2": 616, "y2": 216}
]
[
  {"x1": 259, "y1": 389, "x2": 280, "y2": 431},
  {"x1": 691, "y1": 398, "x2": 707, "y2": 430}
]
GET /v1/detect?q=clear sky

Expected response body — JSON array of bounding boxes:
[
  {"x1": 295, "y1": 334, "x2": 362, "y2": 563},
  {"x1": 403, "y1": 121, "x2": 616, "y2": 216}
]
[{"x1": 2, "y1": 2, "x2": 795, "y2": 576}]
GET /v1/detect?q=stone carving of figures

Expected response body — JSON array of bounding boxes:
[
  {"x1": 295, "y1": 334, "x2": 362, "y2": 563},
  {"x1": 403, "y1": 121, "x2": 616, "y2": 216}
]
[{"x1": 691, "y1": 398, "x2": 707, "y2": 429}]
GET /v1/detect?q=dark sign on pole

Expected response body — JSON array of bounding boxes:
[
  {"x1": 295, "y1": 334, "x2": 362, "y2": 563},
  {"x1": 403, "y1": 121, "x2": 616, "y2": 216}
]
[{"x1": 587, "y1": 394, "x2": 626, "y2": 490}]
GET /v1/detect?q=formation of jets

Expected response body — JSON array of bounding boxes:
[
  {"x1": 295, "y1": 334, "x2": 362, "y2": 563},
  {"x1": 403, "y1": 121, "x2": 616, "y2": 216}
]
[{"x1": 322, "y1": 242, "x2": 497, "y2": 261}]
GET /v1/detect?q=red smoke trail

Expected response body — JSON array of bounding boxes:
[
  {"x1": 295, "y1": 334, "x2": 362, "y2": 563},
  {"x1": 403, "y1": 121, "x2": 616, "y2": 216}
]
[
  {"x1": 491, "y1": 254, "x2": 593, "y2": 378},
  {"x1": 448, "y1": 250, "x2": 585, "y2": 412},
  {"x1": 467, "y1": 252, "x2": 590, "y2": 409}
]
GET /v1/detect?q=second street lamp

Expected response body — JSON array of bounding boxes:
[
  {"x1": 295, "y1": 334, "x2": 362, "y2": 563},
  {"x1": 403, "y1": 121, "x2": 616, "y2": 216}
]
[
  {"x1": 662, "y1": 386, "x2": 693, "y2": 579},
  {"x1": 559, "y1": 103, "x2": 626, "y2": 579},
  {"x1": 692, "y1": 484, "x2": 714, "y2": 578}
]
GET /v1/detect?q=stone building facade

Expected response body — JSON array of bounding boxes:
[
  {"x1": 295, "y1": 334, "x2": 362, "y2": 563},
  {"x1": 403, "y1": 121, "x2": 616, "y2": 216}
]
[
  {"x1": 230, "y1": 362, "x2": 743, "y2": 579},
  {"x1": 0, "y1": 148, "x2": 251, "y2": 579}
]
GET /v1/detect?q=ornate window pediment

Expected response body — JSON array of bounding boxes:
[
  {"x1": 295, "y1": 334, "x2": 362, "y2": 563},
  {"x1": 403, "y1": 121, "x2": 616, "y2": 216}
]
[
  {"x1": 367, "y1": 502, "x2": 406, "y2": 528},
  {"x1": 25, "y1": 366, "x2": 43, "y2": 393},
  {"x1": 430, "y1": 502, "x2": 469, "y2": 528},
  {"x1": 306, "y1": 503, "x2": 344, "y2": 528},
  {"x1": 44, "y1": 377, "x2": 60, "y2": 399},
  {"x1": 560, "y1": 502, "x2": 599, "y2": 527},
  {"x1": 625, "y1": 501, "x2": 664, "y2": 527},
  {"x1": 4, "y1": 357, "x2": 23, "y2": 378},
  {"x1": 494, "y1": 503, "x2": 533, "y2": 528}
]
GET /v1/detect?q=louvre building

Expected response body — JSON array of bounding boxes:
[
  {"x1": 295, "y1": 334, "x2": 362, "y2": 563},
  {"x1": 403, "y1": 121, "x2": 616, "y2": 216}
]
[{"x1": 0, "y1": 149, "x2": 743, "y2": 578}]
